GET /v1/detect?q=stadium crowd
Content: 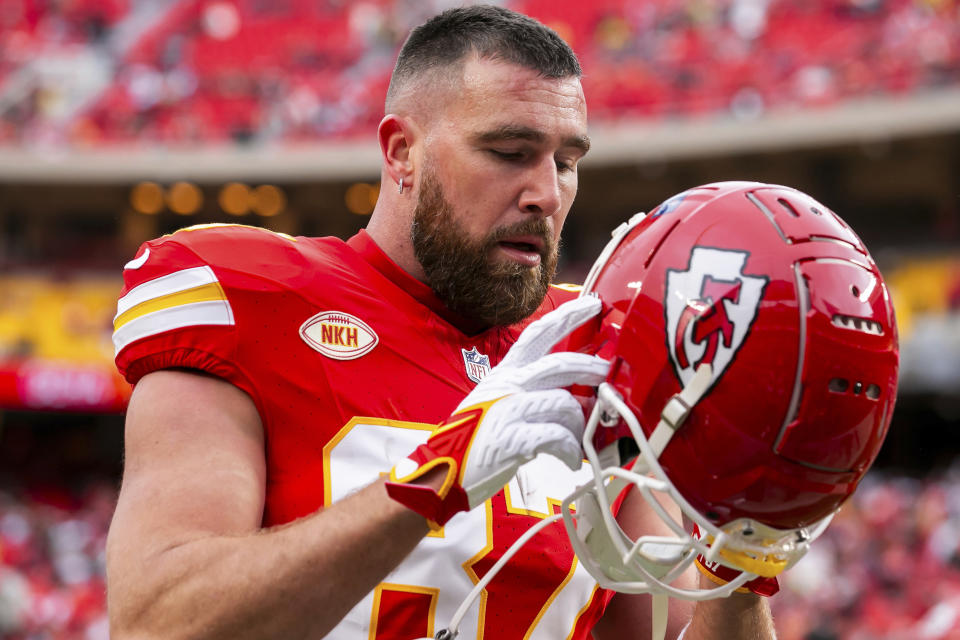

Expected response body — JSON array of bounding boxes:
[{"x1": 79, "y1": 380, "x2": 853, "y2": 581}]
[
  {"x1": 0, "y1": 0, "x2": 958, "y2": 146},
  {"x1": 771, "y1": 471, "x2": 960, "y2": 640},
  {"x1": 0, "y1": 2, "x2": 957, "y2": 639},
  {"x1": 0, "y1": 469, "x2": 959, "y2": 639},
  {"x1": 0, "y1": 481, "x2": 112, "y2": 640}
]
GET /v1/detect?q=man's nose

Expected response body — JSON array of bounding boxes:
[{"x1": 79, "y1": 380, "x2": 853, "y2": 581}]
[{"x1": 517, "y1": 157, "x2": 562, "y2": 217}]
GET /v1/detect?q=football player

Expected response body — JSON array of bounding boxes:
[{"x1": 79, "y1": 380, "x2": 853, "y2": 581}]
[{"x1": 106, "y1": 6, "x2": 768, "y2": 640}]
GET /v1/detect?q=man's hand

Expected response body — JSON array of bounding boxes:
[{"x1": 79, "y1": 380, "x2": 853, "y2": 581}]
[{"x1": 386, "y1": 296, "x2": 610, "y2": 528}]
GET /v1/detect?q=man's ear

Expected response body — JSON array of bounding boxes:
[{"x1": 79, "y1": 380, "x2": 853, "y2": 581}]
[{"x1": 378, "y1": 114, "x2": 415, "y2": 189}]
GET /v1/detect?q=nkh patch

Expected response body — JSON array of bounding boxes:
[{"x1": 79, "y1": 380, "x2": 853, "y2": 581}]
[
  {"x1": 461, "y1": 347, "x2": 491, "y2": 384},
  {"x1": 300, "y1": 311, "x2": 378, "y2": 360}
]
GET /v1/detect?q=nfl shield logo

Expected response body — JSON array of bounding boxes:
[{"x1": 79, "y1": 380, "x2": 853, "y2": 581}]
[{"x1": 461, "y1": 347, "x2": 491, "y2": 384}]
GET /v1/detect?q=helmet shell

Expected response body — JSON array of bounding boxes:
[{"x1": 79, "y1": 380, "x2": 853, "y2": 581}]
[{"x1": 585, "y1": 182, "x2": 898, "y2": 529}]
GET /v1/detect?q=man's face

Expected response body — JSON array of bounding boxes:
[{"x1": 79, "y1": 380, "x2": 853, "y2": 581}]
[
  {"x1": 410, "y1": 56, "x2": 589, "y2": 327},
  {"x1": 412, "y1": 165, "x2": 558, "y2": 326}
]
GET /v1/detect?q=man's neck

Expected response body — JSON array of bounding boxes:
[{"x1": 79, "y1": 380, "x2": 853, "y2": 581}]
[{"x1": 365, "y1": 204, "x2": 428, "y2": 284}]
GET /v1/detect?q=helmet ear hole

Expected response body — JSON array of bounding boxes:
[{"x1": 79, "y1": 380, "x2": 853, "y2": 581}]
[{"x1": 828, "y1": 378, "x2": 849, "y2": 393}]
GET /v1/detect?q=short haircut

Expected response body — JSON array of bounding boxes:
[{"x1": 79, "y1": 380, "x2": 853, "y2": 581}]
[{"x1": 386, "y1": 5, "x2": 581, "y2": 112}]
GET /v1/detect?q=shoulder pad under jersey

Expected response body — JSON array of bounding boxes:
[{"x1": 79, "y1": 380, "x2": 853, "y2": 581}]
[{"x1": 113, "y1": 224, "x2": 329, "y2": 385}]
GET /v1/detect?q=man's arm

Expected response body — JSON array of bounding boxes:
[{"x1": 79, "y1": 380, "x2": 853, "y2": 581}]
[
  {"x1": 592, "y1": 581, "x2": 774, "y2": 640},
  {"x1": 683, "y1": 577, "x2": 775, "y2": 640},
  {"x1": 106, "y1": 369, "x2": 437, "y2": 640},
  {"x1": 591, "y1": 486, "x2": 775, "y2": 640}
]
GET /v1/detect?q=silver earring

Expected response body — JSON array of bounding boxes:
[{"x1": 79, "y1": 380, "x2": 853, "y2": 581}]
[{"x1": 398, "y1": 178, "x2": 404, "y2": 194}]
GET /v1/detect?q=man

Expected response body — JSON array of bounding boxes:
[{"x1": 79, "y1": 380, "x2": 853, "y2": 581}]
[{"x1": 106, "y1": 6, "x2": 775, "y2": 639}]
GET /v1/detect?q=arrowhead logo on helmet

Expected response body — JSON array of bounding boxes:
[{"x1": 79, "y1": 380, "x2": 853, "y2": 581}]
[{"x1": 665, "y1": 247, "x2": 768, "y2": 390}]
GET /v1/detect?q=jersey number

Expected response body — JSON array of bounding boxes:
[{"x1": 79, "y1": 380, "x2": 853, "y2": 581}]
[{"x1": 324, "y1": 418, "x2": 593, "y2": 640}]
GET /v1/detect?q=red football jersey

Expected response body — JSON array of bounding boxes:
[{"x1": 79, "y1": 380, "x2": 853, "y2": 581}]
[{"x1": 114, "y1": 224, "x2": 609, "y2": 639}]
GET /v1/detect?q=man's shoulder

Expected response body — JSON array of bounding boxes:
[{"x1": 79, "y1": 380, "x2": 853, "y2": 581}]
[
  {"x1": 113, "y1": 225, "x2": 366, "y2": 381},
  {"x1": 143, "y1": 223, "x2": 346, "y2": 273},
  {"x1": 120, "y1": 224, "x2": 355, "y2": 296}
]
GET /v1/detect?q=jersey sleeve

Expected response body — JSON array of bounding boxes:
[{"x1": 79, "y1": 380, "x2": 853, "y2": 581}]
[{"x1": 113, "y1": 234, "x2": 245, "y2": 388}]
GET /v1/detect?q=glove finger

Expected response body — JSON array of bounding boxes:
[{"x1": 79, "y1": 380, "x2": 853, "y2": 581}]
[
  {"x1": 527, "y1": 423, "x2": 585, "y2": 471},
  {"x1": 500, "y1": 296, "x2": 602, "y2": 368},
  {"x1": 509, "y1": 352, "x2": 611, "y2": 391},
  {"x1": 463, "y1": 392, "x2": 585, "y2": 503},
  {"x1": 495, "y1": 389, "x2": 587, "y2": 437}
]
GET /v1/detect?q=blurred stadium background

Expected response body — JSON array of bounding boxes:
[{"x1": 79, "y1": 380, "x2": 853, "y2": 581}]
[{"x1": 0, "y1": 0, "x2": 958, "y2": 638}]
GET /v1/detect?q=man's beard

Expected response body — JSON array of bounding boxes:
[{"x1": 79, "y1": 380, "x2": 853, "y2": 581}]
[{"x1": 411, "y1": 169, "x2": 558, "y2": 328}]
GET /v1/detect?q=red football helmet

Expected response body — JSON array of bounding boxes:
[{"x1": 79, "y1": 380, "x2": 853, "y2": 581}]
[{"x1": 560, "y1": 181, "x2": 899, "y2": 598}]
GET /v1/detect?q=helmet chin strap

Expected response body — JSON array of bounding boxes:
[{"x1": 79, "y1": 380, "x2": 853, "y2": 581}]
[
  {"x1": 638, "y1": 362, "x2": 713, "y2": 640},
  {"x1": 646, "y1": 363, "x2": 713, "y2": 460},
  {"x1": 606, "y1": 364, "x2": 715, "y2": 640},
  {"x1": 652, "y1": 593, "x2": 669, "y2": 640}
]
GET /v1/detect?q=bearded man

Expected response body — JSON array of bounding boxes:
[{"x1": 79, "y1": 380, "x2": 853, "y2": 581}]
[{"x1": 105, "y1": 6, "x2": 774, "y2": 639}]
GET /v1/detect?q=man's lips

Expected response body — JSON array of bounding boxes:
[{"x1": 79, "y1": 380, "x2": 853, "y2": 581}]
[{"x1": 495, "y1": 234, "x2": 547, "y2": 267}]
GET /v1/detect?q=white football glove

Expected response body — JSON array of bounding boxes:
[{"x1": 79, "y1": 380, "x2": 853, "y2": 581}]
[{"x1": 386, "y1": 296, "x2": 610, "y2": 527}]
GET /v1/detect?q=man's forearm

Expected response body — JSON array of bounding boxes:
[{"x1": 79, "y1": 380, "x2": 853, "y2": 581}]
[
  {"x1": 682, "y1": 575, "x2": 776, "y2": 640},
  {"x1": 107, "y1": 478, "x2": 430, "y2": 640}
]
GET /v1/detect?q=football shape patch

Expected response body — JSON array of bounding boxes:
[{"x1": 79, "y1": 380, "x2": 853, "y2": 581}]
[
  {"x1": 665, "y1": 247, "x2": 768, "y2": 389},
  {"x1": 300, "y1": 311, "x2": 378, "y2": 360}
]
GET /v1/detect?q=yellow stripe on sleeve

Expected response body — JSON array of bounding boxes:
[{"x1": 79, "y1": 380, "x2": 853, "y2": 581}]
[{"x1": 113, "y1": 282, "x2": 228, "y2": 331}]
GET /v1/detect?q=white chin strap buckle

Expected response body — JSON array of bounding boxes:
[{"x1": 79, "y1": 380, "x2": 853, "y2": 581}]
[{"x1": 648, "y1": 364, "x2": 713, "y2": 457}]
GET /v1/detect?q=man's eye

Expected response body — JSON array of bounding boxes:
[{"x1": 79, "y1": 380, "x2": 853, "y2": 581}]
[
  {"x1": 490, "y1": 150, "x2": 525, "y2": 161},
  {"x1": 556, "y1": 159, "x2": 575, "y2": 173}
]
